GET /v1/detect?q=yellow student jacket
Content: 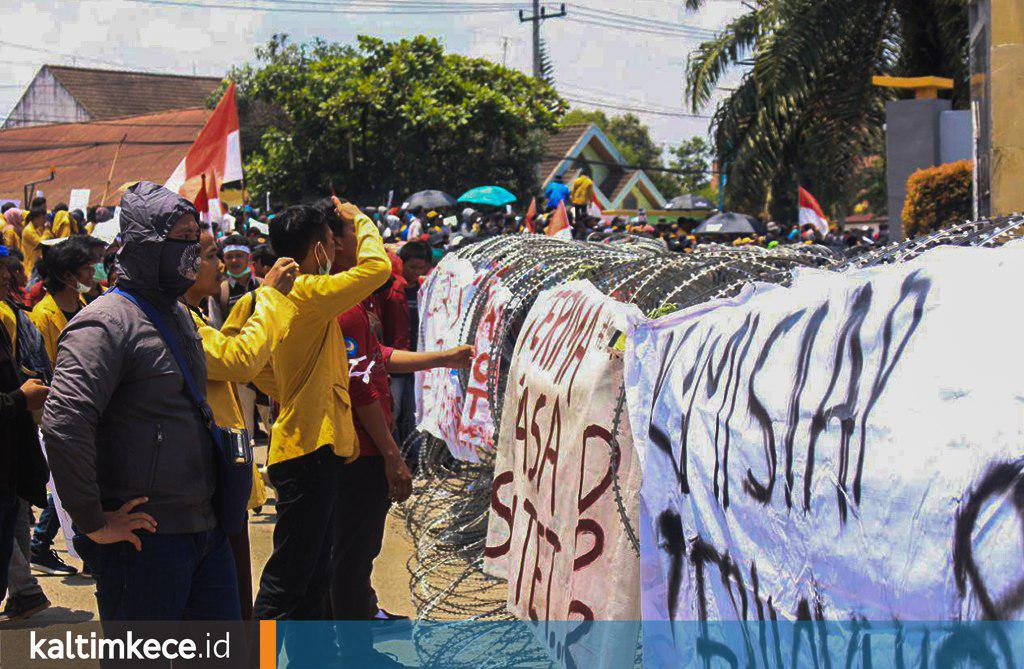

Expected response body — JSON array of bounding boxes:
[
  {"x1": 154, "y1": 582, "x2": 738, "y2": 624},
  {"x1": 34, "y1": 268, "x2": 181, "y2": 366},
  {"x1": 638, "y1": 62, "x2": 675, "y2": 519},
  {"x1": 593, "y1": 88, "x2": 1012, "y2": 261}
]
[
  {"x1": 0, "y1": 301, "x2": 16, "y2": 349},
  {"x1": 30, "y1": 293, "x2": 86, "y2": 366},
  {"x1": 189, "y1": 286, "x2": 298, "y2": 509},
  {"x1": 266, "y1": 214, "x2": 391, "y2": 467},
  {"x1": 2, "y1": 225, "x2": 22, "y2": 256},
  {"x1": 21, "y1": 224, "x2": 51, "y2": 277}
]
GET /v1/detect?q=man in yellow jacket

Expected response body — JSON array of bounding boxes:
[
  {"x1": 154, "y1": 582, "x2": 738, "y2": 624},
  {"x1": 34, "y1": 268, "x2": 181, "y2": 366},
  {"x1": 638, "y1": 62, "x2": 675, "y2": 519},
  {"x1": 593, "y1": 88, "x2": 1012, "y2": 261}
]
[
  {"x1": 252, "y1": 197, "x2": 390, "y2": 663},
  {"x1": 182, "y1": 225, "x2": 299, "y2": 621},
  {"x1": 29, "y1": 237, "x2": 94, "y2": 366},
  {"x1": 571, "y1": 169, "x2": 595, "y2": 234},
  {"x1": 20, "y1": 208, "x2": 50, "y2": 279}
]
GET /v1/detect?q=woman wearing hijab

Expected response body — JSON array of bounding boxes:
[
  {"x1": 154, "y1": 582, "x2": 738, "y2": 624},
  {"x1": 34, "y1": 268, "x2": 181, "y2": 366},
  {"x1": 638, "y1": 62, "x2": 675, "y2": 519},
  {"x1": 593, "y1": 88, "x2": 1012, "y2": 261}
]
[
  {"x1": 50, "y1": 211, "x2": 73, "y2": 240},
  {"x1": 2, "y1": 209, "x2": 24, "y2": 256}
]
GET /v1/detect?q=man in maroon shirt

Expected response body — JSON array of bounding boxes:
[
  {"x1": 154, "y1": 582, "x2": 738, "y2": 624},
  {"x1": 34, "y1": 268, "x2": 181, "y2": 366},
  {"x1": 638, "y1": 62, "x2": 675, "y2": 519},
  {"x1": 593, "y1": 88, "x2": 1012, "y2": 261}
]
[{"x1": 329, "y1": 213, "x2": 471, "y2": 661}]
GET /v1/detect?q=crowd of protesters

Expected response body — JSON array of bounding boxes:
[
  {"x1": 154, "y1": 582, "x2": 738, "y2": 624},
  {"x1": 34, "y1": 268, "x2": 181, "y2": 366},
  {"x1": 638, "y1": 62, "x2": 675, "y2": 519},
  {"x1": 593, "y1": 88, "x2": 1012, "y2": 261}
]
[
  {"x1": 0, "y1": 184, "x2": 471, "y2": 666},
  {"x1": 0, "y1": 176, "x2": 882, "y2": 663}
]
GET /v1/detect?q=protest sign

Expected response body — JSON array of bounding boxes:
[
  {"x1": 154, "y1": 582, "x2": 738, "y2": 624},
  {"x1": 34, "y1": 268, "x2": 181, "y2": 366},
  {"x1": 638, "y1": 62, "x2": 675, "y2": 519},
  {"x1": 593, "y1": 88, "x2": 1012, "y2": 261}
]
[
  {"x1": 415, "y1": 255, "x2": 480, "y2": 452},
  {"x1": 455, "y1": 275, "x2": 511, "y2": 462},
  {"x1": 484, "y1": 280, "x2": 642, "y2": 669},
  {"x1": 625, "y1": 246, "x2": 1024, "y2": 665},
  {"x1": 68, "y1": 188, "x2": 90, "y2": 213}
]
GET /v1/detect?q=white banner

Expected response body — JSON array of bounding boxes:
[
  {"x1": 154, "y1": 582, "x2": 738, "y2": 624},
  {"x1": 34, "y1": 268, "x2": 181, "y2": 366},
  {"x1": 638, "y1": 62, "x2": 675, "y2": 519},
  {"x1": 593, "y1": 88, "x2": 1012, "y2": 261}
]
[
  {"x1": 415, "y1": 255, "x2": 479, "y2": 452},
  {"x1": 484, "y1": 280, "x2": 642, "y2": 668},
  {"x1": 455, "y1": 275, "x2": 510, "y2": 462},
  {"x1": 626, "y1": 246, "x2": 1024, "y2": 664}
]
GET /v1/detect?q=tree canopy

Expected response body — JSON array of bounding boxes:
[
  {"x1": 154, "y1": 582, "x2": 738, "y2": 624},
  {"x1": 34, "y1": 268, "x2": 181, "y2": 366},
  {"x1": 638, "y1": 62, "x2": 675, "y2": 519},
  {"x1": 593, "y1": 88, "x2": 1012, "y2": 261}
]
[
  {"x1": 222, "y1": 34, "x2": 566, "y2": 204},
  {"x1": 684, "y1": 0, "x2": 968, "y2": 221}
]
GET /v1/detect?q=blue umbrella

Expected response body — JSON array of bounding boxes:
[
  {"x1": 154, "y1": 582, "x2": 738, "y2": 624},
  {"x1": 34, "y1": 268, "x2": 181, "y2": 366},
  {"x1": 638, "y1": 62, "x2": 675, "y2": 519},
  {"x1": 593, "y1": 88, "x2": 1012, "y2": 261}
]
[{"x1": 457, "y1": 185, "x2": 517, "y2": 207}]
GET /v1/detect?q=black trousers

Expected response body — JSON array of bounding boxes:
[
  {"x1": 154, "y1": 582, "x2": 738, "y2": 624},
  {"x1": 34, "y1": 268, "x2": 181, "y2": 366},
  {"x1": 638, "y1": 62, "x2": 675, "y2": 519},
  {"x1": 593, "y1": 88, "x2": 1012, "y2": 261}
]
[
  {"x1": 253, "y1": 446, "x2": 339, "y2": 666},
  {"x1": 330, "y1": 455, "x2": 391, "y2": 621}
]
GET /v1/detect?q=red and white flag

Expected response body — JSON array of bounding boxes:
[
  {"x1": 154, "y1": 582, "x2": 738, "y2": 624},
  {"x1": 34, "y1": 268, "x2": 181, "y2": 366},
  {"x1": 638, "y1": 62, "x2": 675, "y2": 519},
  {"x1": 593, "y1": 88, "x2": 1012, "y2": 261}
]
[
  {"x1": 588, "y1": 192, "x2": 604, "y2": 219},
  {"x1": 524, "y1": 197, "x2": 537, "y2": 233},
  {"x1": 166, "y1": 83, "x2": 243, "y2": 199},
  {"x1": 798, "y1": 186, "x2": 830, "y2": 235},
  {"x1": 547, "y1": 200, "x2": 572, "y2": 239}
]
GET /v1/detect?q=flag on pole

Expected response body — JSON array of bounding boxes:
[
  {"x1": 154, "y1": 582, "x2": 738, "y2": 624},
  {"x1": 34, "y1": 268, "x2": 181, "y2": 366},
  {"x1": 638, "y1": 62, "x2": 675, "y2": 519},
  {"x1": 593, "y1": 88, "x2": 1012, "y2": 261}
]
[
  {"x1": 194, "y1": 174, "x2": 209, "y2": 220},
  {"x1": 524, "y1": 197, "x2": 537, "y2": 233},
  {"x1": 165, "y1": 82, "x2": 243, "y2": 199},
  {"x1": 547, "y1": 200, "x2": 571, "y2": 239},
  {"x1": 587, "y1": 192, "x2": 604, "y2": 219},
  {"x1": 798, "y1": 186, "x2": 830, "y2": 235}
]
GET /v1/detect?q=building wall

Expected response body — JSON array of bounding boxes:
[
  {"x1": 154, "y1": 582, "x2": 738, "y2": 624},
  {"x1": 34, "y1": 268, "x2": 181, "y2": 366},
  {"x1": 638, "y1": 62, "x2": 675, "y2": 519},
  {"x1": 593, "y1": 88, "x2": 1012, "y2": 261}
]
[
  {"x1": 2, "y1": 69, "x2": 91, "y2": 128},
  {"x1": 989, "y1": 0, "x2": 1024, "y2": 215}
]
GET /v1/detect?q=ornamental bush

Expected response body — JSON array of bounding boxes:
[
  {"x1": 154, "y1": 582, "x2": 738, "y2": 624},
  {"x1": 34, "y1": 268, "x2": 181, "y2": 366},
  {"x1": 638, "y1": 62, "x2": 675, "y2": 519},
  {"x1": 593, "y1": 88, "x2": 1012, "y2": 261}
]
[{"x1": 902, "y1": 160, "x2": 973, "y2": 238}]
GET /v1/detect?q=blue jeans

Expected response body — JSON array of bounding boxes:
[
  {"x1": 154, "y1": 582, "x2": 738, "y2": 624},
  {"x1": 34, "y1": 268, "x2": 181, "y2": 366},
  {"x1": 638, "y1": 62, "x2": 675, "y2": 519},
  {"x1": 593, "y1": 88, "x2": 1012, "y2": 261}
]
[
  {"x1": 0, "y1": 493, "x2": 20, "y2": 598},
  {"x1": 30, "y1": 494, "x2": 58, "y2": 554},
  {"x1": 74, "y1": 528, "x2": 241, "y2": 621}
]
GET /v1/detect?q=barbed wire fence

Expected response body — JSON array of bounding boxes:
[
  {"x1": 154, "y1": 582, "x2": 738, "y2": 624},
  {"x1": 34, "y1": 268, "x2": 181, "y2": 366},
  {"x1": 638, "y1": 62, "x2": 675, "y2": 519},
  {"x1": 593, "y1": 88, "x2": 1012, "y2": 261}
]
[{"x1": 396, "y1": 216, "x2": 1024, "y2": 666}]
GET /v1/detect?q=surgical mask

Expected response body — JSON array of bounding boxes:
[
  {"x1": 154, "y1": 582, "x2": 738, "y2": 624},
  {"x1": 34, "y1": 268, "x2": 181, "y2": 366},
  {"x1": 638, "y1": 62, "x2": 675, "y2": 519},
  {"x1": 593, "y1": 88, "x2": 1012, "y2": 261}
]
[
  {"x1": 158, "y1": 237, "x2": 201, "y2": 297},
  {"x1": 314, "y1": 242, "x2": 331, "y2": 276},
  {"x1": 226, "y1": 266, "x2": 251, "y2": 280},
  {"x1": 92, "y1": 262, "x2": 108, "y2": 283}
]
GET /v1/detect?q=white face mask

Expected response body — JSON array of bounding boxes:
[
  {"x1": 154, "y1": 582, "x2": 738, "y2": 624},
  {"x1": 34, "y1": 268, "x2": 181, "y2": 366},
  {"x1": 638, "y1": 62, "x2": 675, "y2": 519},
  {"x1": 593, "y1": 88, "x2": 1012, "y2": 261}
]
[{"x1": 314, "y1": 242, "x2": 331, "y2": 276}]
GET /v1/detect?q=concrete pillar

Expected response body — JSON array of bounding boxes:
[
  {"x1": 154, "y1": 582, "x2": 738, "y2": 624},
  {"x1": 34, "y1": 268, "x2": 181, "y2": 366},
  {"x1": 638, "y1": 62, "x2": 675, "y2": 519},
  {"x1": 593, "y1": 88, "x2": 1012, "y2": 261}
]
[
  {"x1": 990, "y1": 0, "x2": 1024, "y2": 215},
  {"x1": 884, "y1": 99, "x2": 951, "y2": 241}
]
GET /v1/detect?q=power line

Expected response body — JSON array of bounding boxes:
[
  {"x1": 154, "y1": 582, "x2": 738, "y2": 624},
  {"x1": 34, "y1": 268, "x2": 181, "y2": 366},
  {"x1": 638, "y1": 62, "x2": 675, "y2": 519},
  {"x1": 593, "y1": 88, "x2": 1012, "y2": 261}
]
[
  {"x1": 123, "y1": 0, "x2": 531, "y2": 14},
  {"x1": 563, "y1": 93, "x2": 712, "y2": 119},
  {"x1": 519, "y1": 2, "x2": 566, "y2": 78}
]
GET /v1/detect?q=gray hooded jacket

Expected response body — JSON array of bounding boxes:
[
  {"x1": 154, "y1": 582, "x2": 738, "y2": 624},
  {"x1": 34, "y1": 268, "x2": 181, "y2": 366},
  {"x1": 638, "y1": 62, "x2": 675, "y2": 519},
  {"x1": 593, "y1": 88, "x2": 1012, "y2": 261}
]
[{"x1": 42, "y1": 182, "x2": 217, "y2": 535}]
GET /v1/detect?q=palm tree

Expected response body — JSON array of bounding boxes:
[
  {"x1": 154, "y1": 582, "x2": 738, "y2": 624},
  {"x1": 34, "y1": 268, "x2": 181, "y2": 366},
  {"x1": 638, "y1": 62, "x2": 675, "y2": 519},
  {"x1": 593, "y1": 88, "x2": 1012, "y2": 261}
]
[{"x1": 684, "y1": 0, "x2": 968, "y2": 221}]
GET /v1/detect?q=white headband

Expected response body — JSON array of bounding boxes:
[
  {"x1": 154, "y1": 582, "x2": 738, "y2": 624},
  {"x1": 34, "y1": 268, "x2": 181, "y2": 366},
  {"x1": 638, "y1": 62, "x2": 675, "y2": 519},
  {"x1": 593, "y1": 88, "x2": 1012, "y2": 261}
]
[{"x1": 223, "y1": 245, "x2": 251, "y2": 255}]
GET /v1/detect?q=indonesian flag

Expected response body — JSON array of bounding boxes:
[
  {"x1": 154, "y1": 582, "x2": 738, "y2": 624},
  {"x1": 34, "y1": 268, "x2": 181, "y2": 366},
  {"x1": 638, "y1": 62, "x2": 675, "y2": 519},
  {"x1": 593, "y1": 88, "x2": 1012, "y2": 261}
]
[
  {"x1": 166, "y1": 82, "x2": 243, "y2": 200},
  {"x1": 588, "y1": 192, "x2": 604, "y2": 219},
  {"x1": 194, "y1": 174, "x2": 209, "y2": 218},
  {"x1": 524, "y1": 197, "x2": 537, "y2": 233},
  {"x1": 798, "y1": 186, "x2": 830, "y2": 235},
  {"x1": 547, "y1": 200, "x2": 572, "y2": 239}
]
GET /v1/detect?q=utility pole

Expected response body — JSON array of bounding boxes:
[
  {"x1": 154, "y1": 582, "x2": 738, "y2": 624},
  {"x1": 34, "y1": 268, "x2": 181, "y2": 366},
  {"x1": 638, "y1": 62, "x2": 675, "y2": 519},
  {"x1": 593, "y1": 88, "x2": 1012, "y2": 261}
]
[{"x1": 519, "y1": 1, "x2": 566, "y2": 79}]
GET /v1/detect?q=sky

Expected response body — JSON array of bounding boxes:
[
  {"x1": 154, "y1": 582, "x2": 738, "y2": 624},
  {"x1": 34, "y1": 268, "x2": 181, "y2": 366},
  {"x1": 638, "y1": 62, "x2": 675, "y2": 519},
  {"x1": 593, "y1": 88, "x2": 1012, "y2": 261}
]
[{"x1": 0, "y1": 0, "x2": 745, "y2": 150}]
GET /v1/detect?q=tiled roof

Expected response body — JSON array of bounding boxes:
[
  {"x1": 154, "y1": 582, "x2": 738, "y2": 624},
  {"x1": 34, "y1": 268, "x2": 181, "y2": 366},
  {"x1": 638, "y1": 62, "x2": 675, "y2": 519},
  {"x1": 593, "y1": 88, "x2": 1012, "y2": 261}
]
[
  {"x1": 0, "y1": 108, "x2": 210, "y2": 207},
  {"x1": 46, "y1": 65, "x2": 222, "y2": 121},
  {"x1": 539, "y1": 123, "x2": 591, "y2": 185}
]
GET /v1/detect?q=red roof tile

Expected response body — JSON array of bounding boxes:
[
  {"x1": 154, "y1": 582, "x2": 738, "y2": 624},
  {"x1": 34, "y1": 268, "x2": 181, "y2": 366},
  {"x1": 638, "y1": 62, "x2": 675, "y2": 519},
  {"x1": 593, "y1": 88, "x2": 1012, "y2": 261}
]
[
  {"x1": 47, "y1": 65, "x2": 222, "y2": 121},
  {"x1": 0, "y1": 108, "x2": 210, "y2": 207}
]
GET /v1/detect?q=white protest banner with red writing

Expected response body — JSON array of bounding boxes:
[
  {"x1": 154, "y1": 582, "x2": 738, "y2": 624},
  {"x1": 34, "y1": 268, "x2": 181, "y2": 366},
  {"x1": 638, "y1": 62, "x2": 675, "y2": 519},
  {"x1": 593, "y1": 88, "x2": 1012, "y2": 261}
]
[
  {"x1": 483, "y1": 280, "x2": 642, "y2": 669},
  {"x1": 456, "y1": 275, "x2": 511, "y2": 461},
  {"x1": 626, "y1": 246, "x2": 1024, "y2": 666},
  {"x1": 415, "y1": 255, "x2": 480, "y2": 452}
]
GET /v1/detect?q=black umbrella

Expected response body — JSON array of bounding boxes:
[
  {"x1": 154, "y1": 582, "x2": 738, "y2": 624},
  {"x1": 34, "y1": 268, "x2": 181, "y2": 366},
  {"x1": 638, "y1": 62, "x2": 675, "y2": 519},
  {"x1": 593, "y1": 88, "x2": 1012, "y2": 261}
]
[
  {"x1": 403, "y1": 190, "x2": 456, "y2": 210},
  {"x1": 665, "y1": 194, "x2": 713, "y2": 211},
  {"x1": 692, "y1": 212, "x2": 760, "y2": 235}
]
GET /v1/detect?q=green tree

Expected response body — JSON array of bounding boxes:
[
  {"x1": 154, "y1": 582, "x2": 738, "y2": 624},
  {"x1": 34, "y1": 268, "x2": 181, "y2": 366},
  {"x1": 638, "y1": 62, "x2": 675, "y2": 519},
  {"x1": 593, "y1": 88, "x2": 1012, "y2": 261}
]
[
  {"x1": 220, "y1": 34, "x2": 566, "y2": 204},
  {"x1": 560, "y1": 109, "x2": 681, "y2": 197},
  {"x1": 668, "y1": 137, "x2": 712, "y2": 195},
  {"x1": 684, "y1": 0, "x2": 968, "y2": 220}
]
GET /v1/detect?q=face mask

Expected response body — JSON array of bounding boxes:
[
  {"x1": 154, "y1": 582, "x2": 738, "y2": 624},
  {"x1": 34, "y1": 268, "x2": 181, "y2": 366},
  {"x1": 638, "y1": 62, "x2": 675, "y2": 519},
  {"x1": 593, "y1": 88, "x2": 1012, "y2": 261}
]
[
  {"x1": 226, "y1": 266, "x2": 250, "y2": 280},
  {"x1": 158, "y1": 237, "x2": 201, "y2": 297},
  {"x1": 92, "y1": 262, "x2": 108, "y2": 284},
  {"x1": 314, "y1": 242, "x2": 331, "y2": 276}
]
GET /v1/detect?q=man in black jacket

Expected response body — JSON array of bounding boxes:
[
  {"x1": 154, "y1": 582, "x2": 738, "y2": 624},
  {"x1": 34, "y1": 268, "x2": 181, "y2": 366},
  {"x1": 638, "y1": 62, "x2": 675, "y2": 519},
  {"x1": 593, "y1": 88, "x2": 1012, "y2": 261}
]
[{"x1": 43, "y1": 181, "x2": 239, "y2": 621}]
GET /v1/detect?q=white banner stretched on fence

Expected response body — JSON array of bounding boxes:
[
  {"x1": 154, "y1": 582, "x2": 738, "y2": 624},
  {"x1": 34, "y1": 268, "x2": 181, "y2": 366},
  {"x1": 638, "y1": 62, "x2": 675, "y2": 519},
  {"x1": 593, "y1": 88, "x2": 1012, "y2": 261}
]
[
  {"x1": 483, "y1": 280, "x2": 642, "y2": 668},
  {"x1": 415, "y1": 255, "x2": 479, "y2": 454},
  {"x1": 625, "y1": 246, "x2": 1024, "y2": 664}
]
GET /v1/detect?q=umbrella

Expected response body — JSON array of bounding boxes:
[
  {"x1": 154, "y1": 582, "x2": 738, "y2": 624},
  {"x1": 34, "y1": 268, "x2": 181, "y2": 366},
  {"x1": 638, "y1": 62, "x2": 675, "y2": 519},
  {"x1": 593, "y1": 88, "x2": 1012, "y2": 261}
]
[
  {"x1": 403, "y1": 190, "x2": 457, "y2": 210},
  {"x1": 692, "y1": 212, "x2": 760, "y2": 235},
  {"x1": 665, "y1": 194, "x2": 714, "y2": 211},
  {"x1": 457, "y1": 186, "x2": 517, "y2": 207}
]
